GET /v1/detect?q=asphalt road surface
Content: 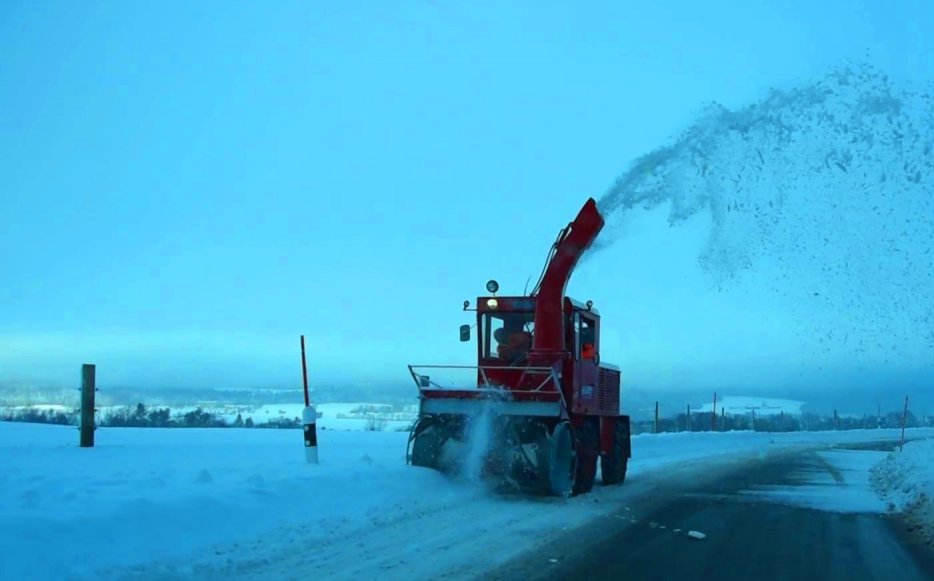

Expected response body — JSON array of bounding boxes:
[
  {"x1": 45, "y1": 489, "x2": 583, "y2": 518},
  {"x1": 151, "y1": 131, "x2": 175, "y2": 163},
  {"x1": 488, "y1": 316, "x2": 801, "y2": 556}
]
[{"x1": 488, "y1": 443, "x2": 934, "y2": 581}]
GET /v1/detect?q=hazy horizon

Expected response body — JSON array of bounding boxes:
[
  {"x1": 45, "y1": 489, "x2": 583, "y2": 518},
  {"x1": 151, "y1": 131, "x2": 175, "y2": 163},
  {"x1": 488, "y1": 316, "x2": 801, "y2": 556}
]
[{"x1": 3, "y1": 2, "x2": 933, "y2": 403}]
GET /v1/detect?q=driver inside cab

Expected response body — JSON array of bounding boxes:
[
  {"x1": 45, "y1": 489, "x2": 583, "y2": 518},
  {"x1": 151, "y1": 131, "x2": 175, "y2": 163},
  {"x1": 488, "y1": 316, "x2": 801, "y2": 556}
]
[
  {"x1": 580, "y1": 322, "x2": 597, "y2": 361},
  {"x1": 495, "y1": 324, "x2": 532, "y2": 360},
  {"x1": 582, "y1": 342, "x2": 596, "y2": 360}
]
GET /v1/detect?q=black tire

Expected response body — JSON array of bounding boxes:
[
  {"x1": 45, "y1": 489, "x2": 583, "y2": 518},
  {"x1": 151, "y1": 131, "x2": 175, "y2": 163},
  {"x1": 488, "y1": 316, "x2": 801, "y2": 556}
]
[
  {"x1": 573, "y1": 420, "x2": 599, "y2": 495},
  {"x1": 601, "y1": 421, "x2": 629, "y2": 485},
  {"x1": 536, "y1": 421, "x2": 576, "y2": 497},
  {"x1": 410, "y1": 419, "x2": 448, "y2": 471}
]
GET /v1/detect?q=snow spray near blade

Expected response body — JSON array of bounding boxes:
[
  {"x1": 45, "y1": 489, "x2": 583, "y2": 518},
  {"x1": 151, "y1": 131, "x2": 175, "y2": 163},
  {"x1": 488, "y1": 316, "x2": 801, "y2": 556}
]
[
  {"x1": 462, "y1": 399, "x2": 498, "y2": 483},
  {"x1": 436, "y1": 398, "x2": 504, "y2": 489},
  {"x1": 593, "y1": 63, "x2": 934, "y2": 364}
]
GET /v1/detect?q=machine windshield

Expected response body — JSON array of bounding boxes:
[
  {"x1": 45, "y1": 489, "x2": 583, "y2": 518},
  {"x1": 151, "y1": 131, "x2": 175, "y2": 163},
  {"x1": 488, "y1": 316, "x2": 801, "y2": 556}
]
[{"x1": 483, "y1": 312, "x2": 535, "y2": 361}]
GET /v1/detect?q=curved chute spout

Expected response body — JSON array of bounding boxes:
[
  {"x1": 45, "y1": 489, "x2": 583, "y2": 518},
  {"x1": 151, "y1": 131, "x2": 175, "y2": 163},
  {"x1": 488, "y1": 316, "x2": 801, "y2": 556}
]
[{"x1": 530, "y1": 198, "x2": 605, "y2": 361}]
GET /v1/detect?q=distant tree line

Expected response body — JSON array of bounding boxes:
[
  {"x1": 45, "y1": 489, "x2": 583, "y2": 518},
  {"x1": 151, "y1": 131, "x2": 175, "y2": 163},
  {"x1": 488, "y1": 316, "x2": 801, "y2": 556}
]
[
  {"x1": 0, "y1": 408, "x2": 73, "y2": 426},
  {"x1": 3, "y1": 403, "x2": 933, "y2": 434},
  {"x1": 630, "y1": 408, "x2": 931, "y2": 435},
  {"x1": 0, "y1": 403, "x2": 305, "y2": 429}
]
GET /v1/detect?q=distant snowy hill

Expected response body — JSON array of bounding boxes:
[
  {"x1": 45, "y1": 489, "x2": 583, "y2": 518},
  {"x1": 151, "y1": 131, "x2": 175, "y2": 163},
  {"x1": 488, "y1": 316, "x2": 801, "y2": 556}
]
[{"x1": 694, "y1": 396, "x2": 805, "y2": 417}]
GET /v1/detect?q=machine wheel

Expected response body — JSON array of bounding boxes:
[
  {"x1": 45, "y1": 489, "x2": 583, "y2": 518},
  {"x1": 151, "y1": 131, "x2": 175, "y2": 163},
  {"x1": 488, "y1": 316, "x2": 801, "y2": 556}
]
[
  {"x1": 536, "y1": 421, "x2": 576, "y2": 497},
  {"x1": 601, "y1": 421, "x2": 629, "y2": 485},
  {"x1": 410, "y1": 418, "x2": 450, "y2": 472},
  {"x1": 601, "y1": 453, "x2": 628, "y2": 485},
  {"x1": 573, "y1": 420, "x2": 599, "y2": 495}
]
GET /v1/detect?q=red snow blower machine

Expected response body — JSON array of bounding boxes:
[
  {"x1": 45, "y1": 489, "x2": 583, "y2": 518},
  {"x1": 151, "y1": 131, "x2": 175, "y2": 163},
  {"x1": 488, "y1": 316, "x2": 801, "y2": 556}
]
[{"x1": 406, "y1": 197, "x2": 631, "y2": 497}]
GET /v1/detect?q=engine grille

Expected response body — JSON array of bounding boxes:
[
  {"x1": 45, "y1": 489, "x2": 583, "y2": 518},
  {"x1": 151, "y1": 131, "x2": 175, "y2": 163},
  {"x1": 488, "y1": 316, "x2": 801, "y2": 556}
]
[{"x1": 597, "y1": 366, "x2": 621, "y2": 415}]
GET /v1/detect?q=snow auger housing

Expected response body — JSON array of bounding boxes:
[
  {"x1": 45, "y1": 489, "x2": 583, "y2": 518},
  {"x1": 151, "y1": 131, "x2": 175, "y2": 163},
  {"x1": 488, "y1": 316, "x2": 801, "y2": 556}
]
[{"x1": 406, "y1": 198, "x2": 632, "y2": 497}]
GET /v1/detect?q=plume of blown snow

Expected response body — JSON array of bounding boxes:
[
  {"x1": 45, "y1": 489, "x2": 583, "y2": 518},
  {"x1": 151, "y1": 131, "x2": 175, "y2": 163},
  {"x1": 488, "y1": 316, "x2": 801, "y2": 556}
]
[{"x1": 594, "y1": 63, "x2": 934, "y2": 366}]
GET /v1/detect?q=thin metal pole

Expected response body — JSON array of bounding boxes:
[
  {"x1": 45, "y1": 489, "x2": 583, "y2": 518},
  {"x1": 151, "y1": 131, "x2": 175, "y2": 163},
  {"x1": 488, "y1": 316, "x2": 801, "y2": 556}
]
[{"x1": 301, "y1": 335, "x2": 310, "y2": 407}]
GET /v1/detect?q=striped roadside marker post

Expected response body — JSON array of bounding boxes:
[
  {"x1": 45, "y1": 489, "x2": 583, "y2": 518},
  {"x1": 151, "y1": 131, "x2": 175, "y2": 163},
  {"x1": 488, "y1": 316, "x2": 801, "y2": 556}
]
[
  {"x1": 303, "y1": 404, "x2": 318, "y2": 463},
  {"x1": 301, "y1": 335, "x2": 319, "y2": 464}
]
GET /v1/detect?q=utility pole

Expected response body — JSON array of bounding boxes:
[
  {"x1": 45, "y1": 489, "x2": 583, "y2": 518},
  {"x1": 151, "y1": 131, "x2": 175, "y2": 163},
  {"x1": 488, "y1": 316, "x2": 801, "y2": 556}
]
[
  {"x1": 900, "y1": 396, "x2": 909, "y2": 451},
  {"x1": 712, "y1": 392, "x2": 717, "y2": 431},
  {"x1": 745, "y1": 406, "x2": 760, "y2": 432}
]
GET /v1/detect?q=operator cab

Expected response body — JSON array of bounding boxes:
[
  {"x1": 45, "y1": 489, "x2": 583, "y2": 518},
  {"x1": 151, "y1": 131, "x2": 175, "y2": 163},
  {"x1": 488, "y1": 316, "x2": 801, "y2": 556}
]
[{"x1": 462, "y1": 286, "x2": 601, "y2": 367}]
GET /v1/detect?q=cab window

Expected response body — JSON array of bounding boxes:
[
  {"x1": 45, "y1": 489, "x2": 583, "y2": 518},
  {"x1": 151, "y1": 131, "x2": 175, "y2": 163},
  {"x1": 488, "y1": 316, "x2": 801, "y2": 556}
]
[
  {"x1": 483, "y1": 312, "x2": 534, "y2": 360},
  {"x1": 578, "y1": 316, "x2": 596, "y2": 360}
]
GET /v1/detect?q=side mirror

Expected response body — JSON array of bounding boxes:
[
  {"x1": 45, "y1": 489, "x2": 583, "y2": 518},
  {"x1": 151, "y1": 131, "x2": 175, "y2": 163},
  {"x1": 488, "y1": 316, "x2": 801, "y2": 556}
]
[{"x1": 459, "y1": 324, "x2": 471, "y2": 342}]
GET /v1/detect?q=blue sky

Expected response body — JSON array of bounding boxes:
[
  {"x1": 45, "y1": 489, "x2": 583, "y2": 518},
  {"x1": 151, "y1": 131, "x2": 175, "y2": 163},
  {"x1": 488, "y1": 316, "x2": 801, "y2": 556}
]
[{"x1": 1, "y1": 1, "x2": 932, "y2": 391}]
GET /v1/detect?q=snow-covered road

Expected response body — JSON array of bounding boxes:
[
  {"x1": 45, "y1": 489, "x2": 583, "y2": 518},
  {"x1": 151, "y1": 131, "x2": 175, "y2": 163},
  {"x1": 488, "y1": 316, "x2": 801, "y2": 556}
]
[
  {"x1": 0, "y1": 422, "x2": 931, "y2": 580},
  {"x1": 499, "y1": 445, "x2": 933, "y2": 581}
]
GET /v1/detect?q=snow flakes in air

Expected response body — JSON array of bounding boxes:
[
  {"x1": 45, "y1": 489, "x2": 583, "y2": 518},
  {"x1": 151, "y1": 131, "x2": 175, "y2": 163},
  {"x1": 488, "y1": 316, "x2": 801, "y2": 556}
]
[{"x1": 596, "y1": 63, "x2": 934, "y2": 366}]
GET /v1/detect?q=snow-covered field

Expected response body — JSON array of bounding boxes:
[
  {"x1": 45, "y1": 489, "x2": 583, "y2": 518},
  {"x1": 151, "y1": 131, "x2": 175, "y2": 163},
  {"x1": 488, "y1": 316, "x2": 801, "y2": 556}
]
[
  {"x1": 1, "y1": 422, "x2": 932, "y2": 580},
  {"x1": 872, "y1": 438, "x2": 934, "y2": 547}
]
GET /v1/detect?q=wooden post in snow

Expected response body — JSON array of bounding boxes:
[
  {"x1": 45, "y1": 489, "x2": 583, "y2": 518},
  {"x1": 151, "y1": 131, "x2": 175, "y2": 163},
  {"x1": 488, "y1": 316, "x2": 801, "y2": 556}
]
[
  {"x1": 900, "y1": 396, "x2": 909, "y2": 451},
  {"x1": 79, "y1": 364, "x2": 96, "y2": 448}
]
